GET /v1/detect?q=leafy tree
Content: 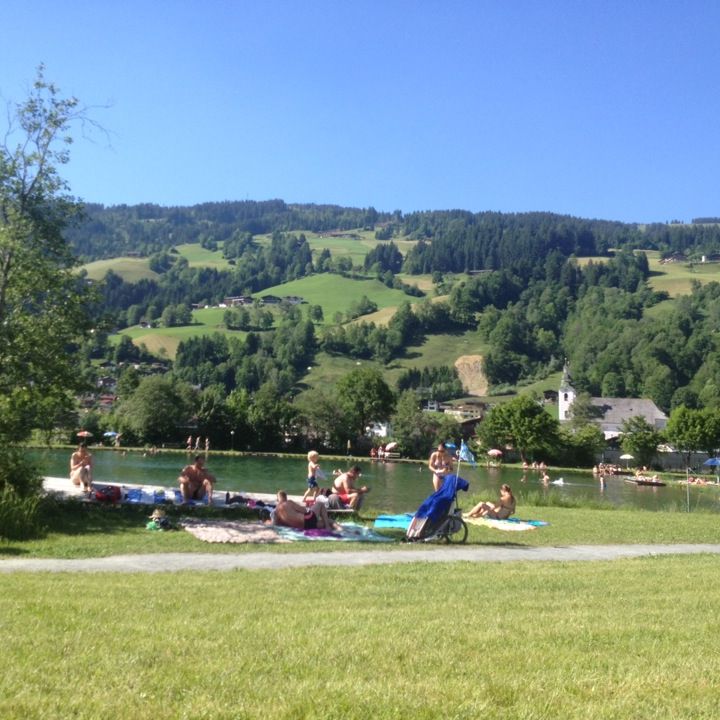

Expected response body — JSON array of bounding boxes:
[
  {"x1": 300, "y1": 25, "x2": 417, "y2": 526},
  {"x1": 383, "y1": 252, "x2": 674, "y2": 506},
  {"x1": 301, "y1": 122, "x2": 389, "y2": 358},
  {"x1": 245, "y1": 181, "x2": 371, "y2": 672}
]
[
  {"x1": 335, "y1": 367, "x2": 395, "y2": 439},
  {"x1": 225, "y1": 387, "x2": 252, "y2": 450},
  {"x1": 620, "y1": 416, "x2": 662, "y2": 469},
  {"x1": 568, "y1": 391, "x2": 602, "y2": 429},
  {"x1": 389, "y1": 391, "x2": 461, "y2": 459},
  {"x1": 115, "y1": 374, "x2": 194, "y2": 445},
  {"x1": 248, "y1": 382, "x2": 296, "y2": 450},
  {"x1": 665, "y1": 405, "x2": 708, "y2": 468},
  {"x1": 0, "y1": 67, "x2": 94, "y2": 445},
  {"x1": 294, "y1": 388, "x2": 354, "y2": 452},
  {"x1": 558, "y1": 424, "x2": 606, "y2": 466},
  {"x1": 477, "y1": 395, "x2": 559, "y2": 462},
  {"x1": 195, "y1": 384, "x2": 232, "y2": 448},
  {"x1": 698, "y1": 407, "x2": 720, "y2": 456}
]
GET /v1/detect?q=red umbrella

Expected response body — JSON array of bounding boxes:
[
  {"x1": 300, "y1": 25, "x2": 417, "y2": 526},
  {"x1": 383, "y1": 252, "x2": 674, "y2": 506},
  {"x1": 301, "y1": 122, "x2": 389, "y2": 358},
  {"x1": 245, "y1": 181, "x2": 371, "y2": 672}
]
[
  {"x1": 487, "y1": 448, "x2": 503, "y2": 457},
  {"x1": 76, "y1": 430, "x2": 93, "y2": 438}
]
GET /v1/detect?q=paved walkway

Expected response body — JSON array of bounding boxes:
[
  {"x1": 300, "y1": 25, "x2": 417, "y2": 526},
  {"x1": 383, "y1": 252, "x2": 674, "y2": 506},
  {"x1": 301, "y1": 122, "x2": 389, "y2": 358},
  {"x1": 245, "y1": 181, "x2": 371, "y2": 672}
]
[{"x1": 3, "y1": 543, "x2": 720, "y2": 573}]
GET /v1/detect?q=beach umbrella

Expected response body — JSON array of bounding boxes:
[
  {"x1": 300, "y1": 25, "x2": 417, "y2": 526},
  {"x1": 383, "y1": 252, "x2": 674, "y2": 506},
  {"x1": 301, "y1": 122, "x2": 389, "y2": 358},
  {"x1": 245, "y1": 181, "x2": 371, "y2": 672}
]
[
  {"x1": 384, "y1": 441, "x2": 398, "y2": 451},
  {"x1": 487, "y1": 449, "x2": 503, "y2": 457},
  {"x1": 76, "y1": 430, "x2": 93, "y2": 438},
  {"x1": 619, "y1": 453, "x2": 634, "y2": 469},
  {"x1": 703, "y1": 457, "x2": 720, "y2": 483}
]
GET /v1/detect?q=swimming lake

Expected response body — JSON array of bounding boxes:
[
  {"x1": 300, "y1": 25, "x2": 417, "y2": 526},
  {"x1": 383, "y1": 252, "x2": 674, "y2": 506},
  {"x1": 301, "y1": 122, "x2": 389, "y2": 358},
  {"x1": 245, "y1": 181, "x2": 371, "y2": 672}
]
[{"x1": 32, "y1": 448, "x2": 720, "y2": 515}]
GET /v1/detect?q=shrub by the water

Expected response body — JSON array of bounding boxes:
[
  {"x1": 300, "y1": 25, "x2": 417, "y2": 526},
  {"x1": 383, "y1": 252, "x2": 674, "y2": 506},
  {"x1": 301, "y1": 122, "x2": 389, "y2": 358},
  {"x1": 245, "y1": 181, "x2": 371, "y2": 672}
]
[{"x1": 0, "y1": 447, "x2": 45, "y2": 540}]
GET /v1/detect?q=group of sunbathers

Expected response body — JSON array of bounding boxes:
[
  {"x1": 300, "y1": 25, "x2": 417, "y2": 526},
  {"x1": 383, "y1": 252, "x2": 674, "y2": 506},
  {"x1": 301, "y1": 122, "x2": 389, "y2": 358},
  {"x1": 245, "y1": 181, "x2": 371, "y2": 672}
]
[{"x1": 271, "y1": 455, "x2": 373, "y2": 531}]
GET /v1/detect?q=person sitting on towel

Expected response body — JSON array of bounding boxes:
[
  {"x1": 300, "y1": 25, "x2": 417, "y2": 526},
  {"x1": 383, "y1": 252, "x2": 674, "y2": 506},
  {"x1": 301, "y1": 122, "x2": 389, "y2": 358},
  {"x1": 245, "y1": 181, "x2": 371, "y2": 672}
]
[
  {"x1": 273, "y1": 491, "x2": 339, "y2": 531},
  {"x1": 466, "y1": 484, "x2": 516, "y2": 520},
  {"x1": 332, "y1": 465, "x2": 369, "y2": 510},
  {"x1": 178, "y1": 454, "x2": 216, "y2": 504}
]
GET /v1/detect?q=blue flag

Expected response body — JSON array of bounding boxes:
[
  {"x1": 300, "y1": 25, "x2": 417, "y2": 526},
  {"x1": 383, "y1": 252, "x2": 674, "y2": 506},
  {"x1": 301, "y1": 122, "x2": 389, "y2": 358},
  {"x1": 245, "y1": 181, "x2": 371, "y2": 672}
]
[{"x1": 459, "y1": 440, "x2": 476, "y2": 467}]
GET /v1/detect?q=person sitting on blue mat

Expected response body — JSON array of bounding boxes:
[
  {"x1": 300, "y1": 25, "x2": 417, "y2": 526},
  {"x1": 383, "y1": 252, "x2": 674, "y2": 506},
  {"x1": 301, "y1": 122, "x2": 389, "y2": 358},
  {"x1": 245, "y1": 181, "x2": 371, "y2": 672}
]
[
  {"x1": 178, "y1": 455, "x2": 215, "y2": 505},
  {"x1": 466, "y1": 484, "x2": 516, "y2": 520}
]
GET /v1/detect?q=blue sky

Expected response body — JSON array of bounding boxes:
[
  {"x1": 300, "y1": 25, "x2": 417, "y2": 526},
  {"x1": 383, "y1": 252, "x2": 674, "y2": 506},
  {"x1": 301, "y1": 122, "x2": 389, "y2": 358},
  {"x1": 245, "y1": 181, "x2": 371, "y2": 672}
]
[{"x1": 3, "y1": 0, "x2": 719, "y2": 223}]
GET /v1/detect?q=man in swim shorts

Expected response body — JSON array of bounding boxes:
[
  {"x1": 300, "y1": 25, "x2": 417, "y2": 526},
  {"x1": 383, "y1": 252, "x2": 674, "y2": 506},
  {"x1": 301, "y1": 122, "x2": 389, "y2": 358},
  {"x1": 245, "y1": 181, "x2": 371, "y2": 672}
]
[
  {"x1": 178, "y1": 455, "x2": 216, "y2": 504},
  {"x1": 273, "y1": 490, "x2": 338, "y2": 531},
  {"x1": 332, "y1": 465, "x2": 370, "y2": 509}
]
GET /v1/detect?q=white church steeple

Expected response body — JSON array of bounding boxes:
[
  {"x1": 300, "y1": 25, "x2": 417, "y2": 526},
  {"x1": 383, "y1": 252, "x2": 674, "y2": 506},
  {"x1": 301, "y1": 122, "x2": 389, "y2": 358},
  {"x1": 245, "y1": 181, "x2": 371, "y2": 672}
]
[{"x1": 558, "y1": 361, "x2": 575, "y2": 422}]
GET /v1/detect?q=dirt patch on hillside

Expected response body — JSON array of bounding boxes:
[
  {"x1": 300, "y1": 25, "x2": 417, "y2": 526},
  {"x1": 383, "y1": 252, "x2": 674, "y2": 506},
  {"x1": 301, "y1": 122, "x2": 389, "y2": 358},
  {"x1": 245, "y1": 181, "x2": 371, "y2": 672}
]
[{"x1": 454, "y1": 355, "x2": 487, "y2": 397}]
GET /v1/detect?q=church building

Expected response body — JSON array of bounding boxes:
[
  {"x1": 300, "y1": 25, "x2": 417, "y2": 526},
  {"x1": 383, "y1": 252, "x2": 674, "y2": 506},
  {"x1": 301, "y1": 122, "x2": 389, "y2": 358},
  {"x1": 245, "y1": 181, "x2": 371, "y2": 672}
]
[{"x1": 559, "y1": 363, "x2": 668, "y2": 440}]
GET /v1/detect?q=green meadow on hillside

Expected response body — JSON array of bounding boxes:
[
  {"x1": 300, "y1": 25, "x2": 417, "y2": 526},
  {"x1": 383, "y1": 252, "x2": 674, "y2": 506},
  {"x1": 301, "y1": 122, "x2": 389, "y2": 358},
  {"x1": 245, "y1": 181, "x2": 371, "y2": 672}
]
[
  {"x1": 82, "y1": 257, "x2": 159, "y2": 283},
  {"x1": 112, "y1": 307, "x2": 246, "y2": 359},
  {"x1": 301, "y1": 331, "x2": 489, "y2": 394},
  {"x1": 82, "y1": 243, "x2": 230, "y2": 283},
  {"x1": 174, "y1": 242, "x2": 232, "y2": 269},
  {"x1": 646, "y1": 258, "x2": 720, "y2": 296},
  {"x1": 577, "y1": 251, "x2": 720, "y2": 297},
  {"x1": 113, "y1": 274, "x2": 416, "y2": 360},
  {"x1": 254, "y1": 229, "x2": 419, "y2": 264},
  {"x1": 257, "y1": 273, "x2": 412, "y2": 319}
]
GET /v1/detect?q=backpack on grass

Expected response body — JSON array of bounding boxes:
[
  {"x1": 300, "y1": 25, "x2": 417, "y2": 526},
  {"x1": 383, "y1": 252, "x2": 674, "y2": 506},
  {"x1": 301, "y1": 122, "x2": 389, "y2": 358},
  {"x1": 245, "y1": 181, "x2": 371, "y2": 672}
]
[{"x1": 93, "y1": 484, "x2": 122, "y2": 503}]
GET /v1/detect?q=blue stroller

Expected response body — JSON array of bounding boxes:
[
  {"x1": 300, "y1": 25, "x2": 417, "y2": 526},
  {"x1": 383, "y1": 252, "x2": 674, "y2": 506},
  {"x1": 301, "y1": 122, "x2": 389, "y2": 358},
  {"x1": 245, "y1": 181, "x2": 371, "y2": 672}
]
[{"x1": 406, "y1": 474, "x2": 469, "y2": 543}]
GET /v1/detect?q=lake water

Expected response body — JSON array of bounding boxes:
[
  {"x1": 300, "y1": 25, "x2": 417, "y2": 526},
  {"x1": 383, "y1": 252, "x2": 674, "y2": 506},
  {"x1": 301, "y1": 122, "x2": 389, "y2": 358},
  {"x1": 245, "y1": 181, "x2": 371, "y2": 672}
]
[{"x1": 33, "y1": 448, "x2": 720, "y2": 514}]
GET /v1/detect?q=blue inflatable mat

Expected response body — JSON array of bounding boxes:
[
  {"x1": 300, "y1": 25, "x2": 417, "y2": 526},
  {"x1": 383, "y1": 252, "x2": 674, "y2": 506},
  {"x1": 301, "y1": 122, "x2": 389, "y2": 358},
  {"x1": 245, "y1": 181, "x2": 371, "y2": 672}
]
[{"x1": 373, "y1": 513, "x2": 413, "y2": 530}]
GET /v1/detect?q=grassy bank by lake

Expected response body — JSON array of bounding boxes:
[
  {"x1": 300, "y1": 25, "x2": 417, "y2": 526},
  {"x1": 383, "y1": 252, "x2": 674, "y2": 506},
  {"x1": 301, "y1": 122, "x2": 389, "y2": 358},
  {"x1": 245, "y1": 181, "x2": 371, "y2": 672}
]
[
  {"x1": 2, "y1": 554, "x2": 719, "y2": 719},
  {"x1": 2, "y1": 500, "x2": 719, "y2": 559}
]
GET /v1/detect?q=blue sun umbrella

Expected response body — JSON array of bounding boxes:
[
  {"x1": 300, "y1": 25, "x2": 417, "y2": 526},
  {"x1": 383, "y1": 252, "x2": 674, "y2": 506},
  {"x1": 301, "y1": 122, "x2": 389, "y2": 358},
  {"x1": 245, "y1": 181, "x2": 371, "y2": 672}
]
[{"x1": 703, "y1": 457, "x2": 720, "y2": 483}]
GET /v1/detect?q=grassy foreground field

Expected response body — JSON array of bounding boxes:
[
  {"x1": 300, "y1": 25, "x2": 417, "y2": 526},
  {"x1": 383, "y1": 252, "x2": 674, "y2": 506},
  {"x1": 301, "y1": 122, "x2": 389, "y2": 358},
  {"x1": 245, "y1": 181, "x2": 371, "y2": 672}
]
[{"x1": 2, "y1": 550, "x2": 719, "y2": 718}]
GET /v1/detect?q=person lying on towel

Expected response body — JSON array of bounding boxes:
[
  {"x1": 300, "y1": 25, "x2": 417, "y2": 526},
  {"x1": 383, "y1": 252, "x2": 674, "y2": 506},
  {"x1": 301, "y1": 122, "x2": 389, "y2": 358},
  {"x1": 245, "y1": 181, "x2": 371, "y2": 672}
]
[
  {"x1": 466, "y1": 483, "x2": 516, "y2": 520},
  {"x1": 273, "y1": 491, "x2": 340, "y2": 531}
]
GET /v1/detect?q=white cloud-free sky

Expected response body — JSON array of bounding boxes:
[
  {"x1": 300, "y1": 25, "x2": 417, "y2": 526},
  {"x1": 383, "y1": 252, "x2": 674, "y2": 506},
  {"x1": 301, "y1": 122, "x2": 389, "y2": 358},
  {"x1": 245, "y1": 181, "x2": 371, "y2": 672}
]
[{"x1": 3, "y1": 0, "x2": 719, "y2": 223}]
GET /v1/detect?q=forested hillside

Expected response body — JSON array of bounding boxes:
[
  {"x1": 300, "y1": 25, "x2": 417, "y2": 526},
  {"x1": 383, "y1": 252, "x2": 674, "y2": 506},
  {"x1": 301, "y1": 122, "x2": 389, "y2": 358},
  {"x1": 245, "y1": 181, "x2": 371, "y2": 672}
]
[
  {"x1": 70, "y1": 200, "x2": 720, "y2": 451},
  {"x1": 68, "y1": 201, "x2": 392, "y2": 260},
  {"x1": 69, "y1": 201, "x2": 720, "y2": 266}
]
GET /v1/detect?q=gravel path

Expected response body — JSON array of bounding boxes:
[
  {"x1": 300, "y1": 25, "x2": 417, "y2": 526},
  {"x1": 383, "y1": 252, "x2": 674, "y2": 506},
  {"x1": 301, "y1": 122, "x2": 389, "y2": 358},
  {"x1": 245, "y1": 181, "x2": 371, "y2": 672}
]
[{"x1": 3, "y1": 543, "x2": 720, "y2": 573}]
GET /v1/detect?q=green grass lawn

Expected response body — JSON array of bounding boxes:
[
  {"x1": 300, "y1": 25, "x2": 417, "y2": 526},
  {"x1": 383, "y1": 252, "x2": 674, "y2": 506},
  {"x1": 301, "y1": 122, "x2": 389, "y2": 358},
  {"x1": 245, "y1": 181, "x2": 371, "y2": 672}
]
[{"x1": 2, "y1": 514, "x2": 720, "y2": 719}]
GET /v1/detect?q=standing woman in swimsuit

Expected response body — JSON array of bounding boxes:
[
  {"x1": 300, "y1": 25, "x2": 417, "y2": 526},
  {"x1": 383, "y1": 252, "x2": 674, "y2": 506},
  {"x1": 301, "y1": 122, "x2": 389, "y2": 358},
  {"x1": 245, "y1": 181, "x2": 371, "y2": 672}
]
[{"x1": 428, "y1": 442, "x2": 454, "y2": 492}]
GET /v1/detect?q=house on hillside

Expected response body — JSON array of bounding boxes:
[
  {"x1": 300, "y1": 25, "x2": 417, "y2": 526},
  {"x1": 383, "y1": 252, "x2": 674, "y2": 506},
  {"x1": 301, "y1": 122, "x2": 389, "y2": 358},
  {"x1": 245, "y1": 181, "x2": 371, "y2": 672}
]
[
  {"x1": 225, "y1": 295, "x2": 253, "y2": 306},
  {"x1": 559, "y1": 363, "x2": 667, "y2": 439}
]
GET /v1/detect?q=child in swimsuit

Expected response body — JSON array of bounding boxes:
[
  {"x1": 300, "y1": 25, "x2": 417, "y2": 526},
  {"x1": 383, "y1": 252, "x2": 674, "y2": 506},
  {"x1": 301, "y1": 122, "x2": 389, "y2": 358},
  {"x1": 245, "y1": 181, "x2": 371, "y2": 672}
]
[{"x1": 303, "y1": 451, "x2": 321, "y2": 503}]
